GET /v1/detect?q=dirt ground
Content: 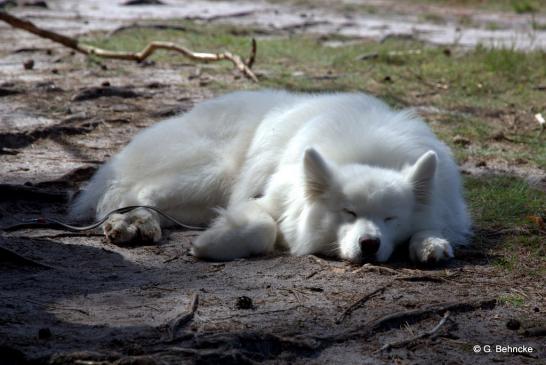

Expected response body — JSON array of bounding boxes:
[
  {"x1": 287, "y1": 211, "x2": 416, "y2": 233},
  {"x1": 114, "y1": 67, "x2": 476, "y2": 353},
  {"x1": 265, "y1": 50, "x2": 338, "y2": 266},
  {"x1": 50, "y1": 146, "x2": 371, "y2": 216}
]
[{"x1": 1, "y1": 1, "x2": 545, "y2": 364}]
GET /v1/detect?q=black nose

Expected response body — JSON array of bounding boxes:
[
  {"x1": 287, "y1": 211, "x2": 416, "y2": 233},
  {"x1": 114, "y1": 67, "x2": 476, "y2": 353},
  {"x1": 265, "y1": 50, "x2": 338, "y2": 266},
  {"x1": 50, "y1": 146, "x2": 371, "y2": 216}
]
[{"x1": 359, "y1": 237, "x2": 380, "y2": 256}]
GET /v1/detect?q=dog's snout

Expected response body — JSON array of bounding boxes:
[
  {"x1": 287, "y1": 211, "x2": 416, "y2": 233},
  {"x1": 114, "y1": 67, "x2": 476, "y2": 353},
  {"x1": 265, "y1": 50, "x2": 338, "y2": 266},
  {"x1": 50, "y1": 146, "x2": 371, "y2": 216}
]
[{"x1": 359, "y1": 237, "x2": 380, "y2": 256}]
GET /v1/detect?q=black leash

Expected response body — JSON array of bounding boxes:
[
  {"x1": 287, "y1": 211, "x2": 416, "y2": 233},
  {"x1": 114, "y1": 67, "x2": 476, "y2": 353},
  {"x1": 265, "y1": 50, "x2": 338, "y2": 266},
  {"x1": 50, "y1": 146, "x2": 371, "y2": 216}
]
[{"x1": 1, "y1": 205, "x2": 206, "y2": 232}]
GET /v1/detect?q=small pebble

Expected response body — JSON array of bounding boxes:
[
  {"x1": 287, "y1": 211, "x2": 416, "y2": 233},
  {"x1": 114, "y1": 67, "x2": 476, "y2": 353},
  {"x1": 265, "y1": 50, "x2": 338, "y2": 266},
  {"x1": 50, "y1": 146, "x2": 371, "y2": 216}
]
[
  {"x1": 38, "y1": 327, "x2": 52, "y2": 339},
  {"x1": 236, "y1": 296, "x2": 254, "y2": 310},
  {"x1": 506, "y1": 318, "x2": 521, "y2": 331},
  {"x1": 23, "y1": 59, "x2": 34, "y2": 70}
]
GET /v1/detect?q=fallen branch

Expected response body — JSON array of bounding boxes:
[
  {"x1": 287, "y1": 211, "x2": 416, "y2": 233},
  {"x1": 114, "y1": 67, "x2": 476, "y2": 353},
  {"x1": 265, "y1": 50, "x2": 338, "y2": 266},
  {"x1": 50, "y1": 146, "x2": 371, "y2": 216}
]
[
  {"x1": 0, "y1": 11, "x2": 258, "y2": 82},
  {"x1": 377, "y1": 311, "x2": 451, "y2": 352},
  {"x1": 336, "y1": 282, "x2": 391, "y2": 324},
  {"x1": 164, "y1": 293, "x2": 199, "y2": 341}
]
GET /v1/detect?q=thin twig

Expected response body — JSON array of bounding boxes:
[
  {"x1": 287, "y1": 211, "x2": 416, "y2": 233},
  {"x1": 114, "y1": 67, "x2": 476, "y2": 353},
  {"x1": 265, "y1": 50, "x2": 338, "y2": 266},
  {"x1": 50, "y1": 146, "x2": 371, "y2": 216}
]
[
  {"x1": 246, "y1": 38, "x2": 257, "y2": 68},
  {"x1": 165, "y1": 293, "x2": 199, "y2": 341},
  {"x1": 336, "y1": 282, "x2": 391, "y2": 324},
  {"x1": 211, "y1": 306, "x2": 301, "y2": 321},
  {"x1": 0, "y1": 11, "x2": 258, "y2": 82},
  {"x1": 377, "y1": 311, "x2": 451, "y2": 352},
  {"x1": 352, "y1": 263, "x2": 400, "y2": 275},
  {"x1": 395, "y1": 274, "x2": 450, "y2": 283}
]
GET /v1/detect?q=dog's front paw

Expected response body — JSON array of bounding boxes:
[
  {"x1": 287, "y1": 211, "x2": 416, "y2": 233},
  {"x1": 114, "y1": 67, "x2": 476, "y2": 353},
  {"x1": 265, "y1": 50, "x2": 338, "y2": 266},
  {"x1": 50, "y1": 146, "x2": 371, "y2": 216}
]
[
  {"x1": 191, "y1": 201, "x2": 277, "y2": 261},
  {"x1": 191, "y1": 229, "x2": 214, "y2": 258},
  {"x1": 410, "y1": 236, "x2": 453, "y2": 263},
  {"x1": 191, "y1": 223, "x2": 232, "y2": 259}
]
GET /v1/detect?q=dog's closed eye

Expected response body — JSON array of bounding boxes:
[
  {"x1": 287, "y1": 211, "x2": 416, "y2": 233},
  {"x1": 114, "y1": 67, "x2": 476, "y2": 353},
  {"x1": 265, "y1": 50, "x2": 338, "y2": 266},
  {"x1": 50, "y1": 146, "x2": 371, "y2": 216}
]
[
  {"x1": 384, "y1": 216, "x2": 397, "y2": 222},
  {"x1": 342, "y1": 208, "x2": 357, "y2": 218}
]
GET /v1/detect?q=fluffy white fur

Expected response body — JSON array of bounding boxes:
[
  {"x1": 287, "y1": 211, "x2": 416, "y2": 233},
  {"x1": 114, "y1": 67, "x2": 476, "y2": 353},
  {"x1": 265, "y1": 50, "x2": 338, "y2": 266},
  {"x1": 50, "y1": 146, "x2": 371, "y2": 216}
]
[{"x1": 71, "y1": 90, "x2": 471, "y2": 263}]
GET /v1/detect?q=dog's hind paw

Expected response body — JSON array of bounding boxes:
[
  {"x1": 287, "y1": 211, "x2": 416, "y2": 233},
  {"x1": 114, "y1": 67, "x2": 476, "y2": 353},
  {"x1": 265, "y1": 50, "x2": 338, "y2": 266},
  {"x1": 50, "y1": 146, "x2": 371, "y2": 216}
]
[
  {"x1": 409, "y1": 235, "x2": 454, "y2": 263},
  {"x1": 104, "y1": 213, "x2": 137, "y2": 243},
  {"x1": 133, "y1": 214, "x2": 162, "y2": 242},
  {"x1": 103, "y1": 210, "x2": 161, "y2": 244}
]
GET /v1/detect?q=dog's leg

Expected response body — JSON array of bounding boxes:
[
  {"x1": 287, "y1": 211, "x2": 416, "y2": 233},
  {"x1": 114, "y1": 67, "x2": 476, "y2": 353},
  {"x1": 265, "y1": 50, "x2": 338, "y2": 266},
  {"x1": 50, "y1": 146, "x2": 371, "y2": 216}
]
[
  {"x1": 409, "y1": 230, "x2": 454, "y2": 263},
  {"x1": 191, "y1": 199, "x2": 277, "y2": 260}
]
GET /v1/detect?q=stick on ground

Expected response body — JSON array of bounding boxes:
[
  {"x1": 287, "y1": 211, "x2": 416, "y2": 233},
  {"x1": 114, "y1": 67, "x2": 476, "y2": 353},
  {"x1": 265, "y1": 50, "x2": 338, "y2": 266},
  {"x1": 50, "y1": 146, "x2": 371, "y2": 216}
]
[
  {"x1": 165, "y1": 293, "x2": 199, "y2": 341},
  {"x1": 0, "y1": 11, "x2": 258, "y2": 81},
  {"x1": 377, "y1": 310, "x2": 451, "y2": 352},
  {"x1": 336, "y1": 282, "x2": 391, "y2": 324}
]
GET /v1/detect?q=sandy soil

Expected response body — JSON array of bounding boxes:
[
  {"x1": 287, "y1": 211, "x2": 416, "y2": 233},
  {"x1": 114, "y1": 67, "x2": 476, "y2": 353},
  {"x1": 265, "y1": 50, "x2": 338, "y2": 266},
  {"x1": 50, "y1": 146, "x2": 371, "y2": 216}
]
[{"x1": 1, "y1": 1, "x2": 545, "y2": 364}]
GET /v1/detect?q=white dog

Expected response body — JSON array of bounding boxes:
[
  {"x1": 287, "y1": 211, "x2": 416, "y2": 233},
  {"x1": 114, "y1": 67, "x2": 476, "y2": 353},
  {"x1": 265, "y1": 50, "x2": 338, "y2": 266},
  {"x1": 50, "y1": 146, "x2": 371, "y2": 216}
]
[{"x1": 71, "y1": 90, "x2": 471, "y2": 263}]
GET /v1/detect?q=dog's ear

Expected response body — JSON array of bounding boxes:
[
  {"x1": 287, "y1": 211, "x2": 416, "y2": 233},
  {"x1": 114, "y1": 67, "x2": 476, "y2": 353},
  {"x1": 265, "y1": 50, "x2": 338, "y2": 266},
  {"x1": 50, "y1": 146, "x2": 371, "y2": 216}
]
[
  {"x1": 303, "y1": 148, "x2": 333, "y2": 200},
  {"x1": 406, "y1": 150, "x2": 437, "y2": 204}
]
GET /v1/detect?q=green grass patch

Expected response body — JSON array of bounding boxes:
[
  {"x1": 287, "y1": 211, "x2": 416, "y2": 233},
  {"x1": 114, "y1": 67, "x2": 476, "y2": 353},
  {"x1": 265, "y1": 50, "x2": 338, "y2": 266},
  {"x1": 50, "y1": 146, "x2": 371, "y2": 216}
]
[
  {"x1": 498, "y1": 293, "x2": 526, "y2": 307},
  {"x1": 465, "y1": 175, "x2": 545, "y2": 273},
  {"x1": 465, "y1": 175, "x2": 545, "y2": 228},
  {"x1": 511, "y1": 0, "x2": 540, "y2": 13}
]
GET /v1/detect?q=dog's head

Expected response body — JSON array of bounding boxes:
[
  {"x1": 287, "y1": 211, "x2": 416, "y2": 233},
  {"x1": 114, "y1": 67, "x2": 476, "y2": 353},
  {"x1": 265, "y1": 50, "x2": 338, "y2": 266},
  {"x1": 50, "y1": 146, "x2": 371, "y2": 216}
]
[{"x1": 301, "y1": 148, "x2": 437, "y2": 263}]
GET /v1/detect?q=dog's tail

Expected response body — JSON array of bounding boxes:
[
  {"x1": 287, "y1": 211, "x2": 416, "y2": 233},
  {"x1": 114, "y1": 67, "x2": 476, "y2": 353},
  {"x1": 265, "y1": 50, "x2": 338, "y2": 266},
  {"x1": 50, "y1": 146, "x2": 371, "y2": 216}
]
[{"x1": 69, "y1": 161, "x2": 115, "y2": 221}]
